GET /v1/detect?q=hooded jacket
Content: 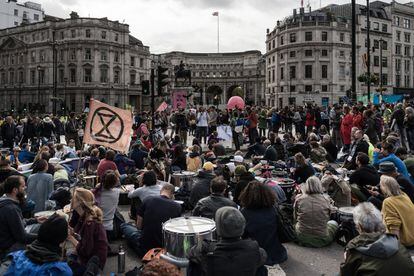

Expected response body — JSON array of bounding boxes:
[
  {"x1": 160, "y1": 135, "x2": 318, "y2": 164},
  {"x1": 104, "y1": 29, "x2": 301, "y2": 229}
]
[
  {"x1": 233, "y1": 172, "x2": 256, "y2": 206},
  {"x1": 340, "y1": 233, "x2": 414, "y2": 276},
  {"x1": 0, "y1": 197, "x2": 37, "y2": 253},
  {"x1": 192, "y1": 194, "x2": 237, "y2": 220},
  {"x1": 189, "y1": 171, "x2": 216, "y2": 209}
]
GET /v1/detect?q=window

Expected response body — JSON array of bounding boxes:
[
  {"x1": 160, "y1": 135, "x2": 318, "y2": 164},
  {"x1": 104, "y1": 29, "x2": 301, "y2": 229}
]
[
  {"x1": 405, "y1": 75, "x2": 410, "y2": 87},
  {"x1": 405, "y1": 33, "x2": 411, "y2": 43},
  {"x1": 69, "y1": 48, "x2": 76, "y2": 60},
  {"x1": 280, "y1": 53, "x2": 283, "y2": 59},
  {"x1": 31, "y1": 51, "x2": 36, "y2": 62},
  {"x1": 396, "y1": 31, "x2": 401, "y2": 41},
  {"x1": 321, "y1": 65, "x2": 328, "y2": 79},
  {"x1": 70, "y1": 68, "x2": 76, "y2": 83},
  {"x1": 130, "y1": 73, "x2": 136, "y2": 85},
  {"x1": 405, "y1": 46, "x2": 410, "y2": 57},
  {"x1": 305, "y1": 65, "x2": 312, "y2": 78},
  {"x1": 14, "y1": 22, "x2": 18, "y2": 26},
  {"x1": 268, "y1": 58, "x2": 271, "y2": 64},
  {"x1": 405, "y1": 60, "x2": 410, "y2": 71},
  {"x1": 382, "y1": 57, "x2": 388, "y2": 68},
  {"x1": 71, "y1": 30, "x2": 76, "y2": 38},
  {"x1": 115, "y1": 33, "x2": 119, "y2": 42},
  {"x1": 0, "y1": 72, "x2": 5, "y2": 85},
  {"x1": 84, "y1": 68, "x2": 92, "y2": 82},
  {"x1": 280, "y1": 67, "x2": 284, "y2": 80},
  {"x1": 396, "y1": 44, "x2": 402, "y2": 55},
  {"x1": 340, "y1": 33, "x2": 345, "y2": 42},
  {"x1": 321, "y1": 31, "x2": 328, "y2": 41},
  {"x1": 395, "y1": 16, "x2": 400, "y2": 26},
  {"x1": 18, "y1": 71, "x2": 23, "y2": 83},
  {"x1": 290, "y1": 33, "x2": 296, "y2": 43},
  {"x1": 272, "y1": 39, "x2": 275, "y2": 49},
  {"x1": 34, "y1": 14, "x2": 39, "y2": 21},
  {"x1": 100, "y1": 68, "x2": 108, "y2": 83},
  {"x1": 14, "y1": 9, "x2": 18, "y2": 16},
  {"x1": 86, "y1": 29, "x2": 91, "y2": 38},
  {"x1": 290, "y1": 66, "x2": 296, "y2": 79},
  {"x1": 30, "y1": 70, "x2": 35, "y2": 84},
  {"x1": 322, "y1": 85, "x2": 328, "y2": 92},
  {"x1": 374, "y1": 40, "x2": 379, "y2": 49},
  {"x1": 305, "y1": 50, "x2": 312, "y2": 57},
  {"x1": 58, "y1": 69, "x2": 64, "y2": 83},
  {"x1": 321, "y1": 49, "x2": 328, "y2": 57},
  {"x1": 60, "y1": 31, "x2": 64, "y2": 40},
  {"x1": 382, "y1": 74, "x2": 388, "y2": 85},
  {"x1": 101, "y1": 31, "x2": 106, "y2": 39},
  {"x1": 85, "y1": 48, "x2": 92, "y2": 60},
  {"x1": 114, "y1": 70, "x2": 120, "y2": 84},
  {"x1": 23, "y1": 12, "x2": 27, "y2": 19},
  {"x1": 290, "y1": 51, "x2": 296, "y2": 58},
  {"x1": 59, "y1": 50, "x2": 64, "y2": 61},
  {"x1": 290, "y1": 85, "x2": 295, "y2": 92},
  {"x1": 374, "y1": 56, "x2": 380, "y2": 67},
  {"x1": 39, "y1": 50, "x2": 45, "y2": 62},
  {"x1": 339, "y1": 65, "x2": 345, "y2": 79},
  {"x1": 339, "y1": 51, "x2": 345, "y2": 58},
  {"x1": 340, "y1": 85, "x2": 345, "y2": 92},
  {"x1": 382, "y1": 24, "x2": 388, "y2": 33},
  {"x1": 268, "y1": 71, "x2": 271, "y2": 83},
  {"x1": 114, "y1": 51, "x2": 119, "y2": 62},
  {"x1": 272, "y1": 69, "x2": 275, "y2": 82},
  {"x1": 396, "y1": 74, "x2": 401, "y2": 87},
  {"x1": 268, "y1": 42, "x2": 271, "y2": 51},
  {"x1": 396, "y1": 59, "x2": 401, "y2": 71},
  {"x1": 373, "y1": 22, "x2": 379, "y2": 31},
  {"x1": 130, "y1": 56, "x2": 135, "y2": 67},
  {"x1": 139, "y1": 58, "x2": 144, "y2": 68},
  {"x1": 100, "y1": 50, "x2": 107, "y2": 61},
  {"x1": 272, "y1": 56, "x2": 275, "y2": 62},
  {"x1": 305, "y1": 85, "x2": 312, "y2": 92},
  {"x1": 404, "y1": 18, "x2": 411, "y2": 29},
  {"x1": 382, "y1": 41, "x2": 388, "y2": 50},
  {"x1": 305, "y1": 31, "x2": 312, "y2": 41},
  {"x1": 39, "y1": 70, "x2": 44, "y2": 84},
  {"x1": 280, "y1": 35, "x2": 284, "y2": 45}
]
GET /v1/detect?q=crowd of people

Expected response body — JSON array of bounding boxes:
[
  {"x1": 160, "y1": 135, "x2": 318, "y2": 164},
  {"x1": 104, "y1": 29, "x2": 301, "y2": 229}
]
[{"x1": 0, "y1": 100, "x2": 413, "y2": 275}]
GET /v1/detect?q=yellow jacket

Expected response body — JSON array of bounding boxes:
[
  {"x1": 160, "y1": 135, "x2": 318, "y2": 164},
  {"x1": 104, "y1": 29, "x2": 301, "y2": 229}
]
[{"x1": 382, "y1": 193, "x2": 414, "y2": 247}]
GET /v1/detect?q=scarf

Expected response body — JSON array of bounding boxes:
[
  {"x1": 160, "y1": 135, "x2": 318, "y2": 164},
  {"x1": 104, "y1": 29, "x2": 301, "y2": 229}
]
[{"x1": 25, "y1": 240, "x2": 62, "y2": 264}]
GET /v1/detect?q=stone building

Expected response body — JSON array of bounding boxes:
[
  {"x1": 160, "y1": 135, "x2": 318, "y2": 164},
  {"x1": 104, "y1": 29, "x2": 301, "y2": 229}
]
[
  {"x1": 0, "y1": 0, "x2": 44, "y2": 29},
  {"x1": 0, "y1": 12, "x2": 150, "y2": 113},
  {"x1": 158, "y1": 51, "x2": 265, "y2": 107}
]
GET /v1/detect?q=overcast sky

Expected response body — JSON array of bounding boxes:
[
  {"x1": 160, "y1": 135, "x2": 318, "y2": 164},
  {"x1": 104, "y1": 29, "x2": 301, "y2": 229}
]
[{"x1": 37, "y1": 0, "x2": 392, "y2": 54}]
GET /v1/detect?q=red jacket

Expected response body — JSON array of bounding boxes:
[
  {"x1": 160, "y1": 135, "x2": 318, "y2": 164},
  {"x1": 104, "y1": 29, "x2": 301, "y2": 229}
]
[
  {"x1": 341, "y1": 113, "x2": 354, "y2": 145},
  {"x1": 352, "y1": 113, "x2": 364, "y2": 130},
  {"x1": 305, "y1": 112, "x2": 316, "y2": 127}
]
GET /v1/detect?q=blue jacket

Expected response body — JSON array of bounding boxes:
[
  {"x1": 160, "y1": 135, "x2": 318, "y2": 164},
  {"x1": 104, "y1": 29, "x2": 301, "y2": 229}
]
[
  {"x1": 373, "y1": 152, "x2": 410, "y2": 179},
  {"x1": 18, "y1": 150, "x2": 36, "y2": 163},
  {"x1": 5, "y1": 250, "x2": 72, "y2": 276}
]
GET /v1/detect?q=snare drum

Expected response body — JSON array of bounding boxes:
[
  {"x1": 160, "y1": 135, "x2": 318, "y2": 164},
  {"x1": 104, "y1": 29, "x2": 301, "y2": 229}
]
[
  {"x1": 171, "y1": 171, "x2": 196, "y2": 190},
  {"x1": 163, "y1": 216, "x2": 215, "y2": 260},
  {"x1": 338, "y1": 206, "x2": 355, "y2": 223},
  {"x1": 272, "y1": 178, "x2": 296, "y2": 204}
]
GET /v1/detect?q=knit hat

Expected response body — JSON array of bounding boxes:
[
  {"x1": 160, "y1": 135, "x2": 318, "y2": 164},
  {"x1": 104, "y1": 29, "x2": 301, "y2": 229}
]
[
  {"x1": 215, "y1": 206, "x2": 245, "y2": 238},
  {"x1": 234, "y1": 165, "x2": 247, "y2": 176},
  {"x1": 37, "y1": 213, "x2": 68, "y2": 246}
]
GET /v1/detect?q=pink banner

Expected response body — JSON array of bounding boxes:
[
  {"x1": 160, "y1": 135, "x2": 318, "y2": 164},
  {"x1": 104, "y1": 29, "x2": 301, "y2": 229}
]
[{"x1": 172, "y1": 90, "x2": 187, "y2": 110}]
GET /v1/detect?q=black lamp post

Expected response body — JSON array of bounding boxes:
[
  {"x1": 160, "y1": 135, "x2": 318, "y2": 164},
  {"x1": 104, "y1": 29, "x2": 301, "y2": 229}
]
[
  {"x1": 37, "y1": 65, "x2": 41, "y2": 111},
  {"x1": 63, "y1": 77, "x2": 68, "y2": 115}
]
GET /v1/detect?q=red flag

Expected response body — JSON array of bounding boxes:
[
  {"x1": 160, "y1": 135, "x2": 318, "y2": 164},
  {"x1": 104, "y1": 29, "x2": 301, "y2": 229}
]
[
  {"x1": 156, "y1": 101, "x2": 168, "y2": 112},
  {"x1": 212, "y1": 11, "x2": 219, "y2": 16},
  {"x1": 83, "y1": 99, "x2": 133, "y2": 153}
]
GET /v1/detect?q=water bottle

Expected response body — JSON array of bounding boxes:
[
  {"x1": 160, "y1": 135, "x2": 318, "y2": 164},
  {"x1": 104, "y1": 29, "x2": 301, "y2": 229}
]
[{"x1": 117, "y1": 245, "x2": 125, "y2": 273}]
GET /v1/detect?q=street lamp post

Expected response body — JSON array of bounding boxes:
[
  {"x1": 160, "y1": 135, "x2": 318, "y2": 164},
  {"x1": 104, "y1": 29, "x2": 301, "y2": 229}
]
[
  {"x1": 37, "y1": 65, "x2": 41, "y2": 112},
  {"x1": 366, "y1": 0, "x2": 371, "y2": 102},
  {"x1": 379, "y1": 38, "x2": 384, "y2": 99},
  {"x1": 63, "y1": 77, "x2": 68, "y2": 116}
]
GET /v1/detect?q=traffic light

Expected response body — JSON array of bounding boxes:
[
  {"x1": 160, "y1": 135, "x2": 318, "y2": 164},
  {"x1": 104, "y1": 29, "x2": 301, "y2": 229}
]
[
  {"x1": 157, "y1": 66, "x2": 169, "y2": 95},
  {"x1": 141, "y1": 80, "x2": 150, "y2": 95}
]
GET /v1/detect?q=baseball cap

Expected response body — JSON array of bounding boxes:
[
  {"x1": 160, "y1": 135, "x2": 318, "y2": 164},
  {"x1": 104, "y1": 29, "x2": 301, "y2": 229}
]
[
  {"x1": 203, "y1": 161, "x2": 216, "y2": 171},
  {"x1": 230, "y1": 155, "x2": 244, "y2": 163}
]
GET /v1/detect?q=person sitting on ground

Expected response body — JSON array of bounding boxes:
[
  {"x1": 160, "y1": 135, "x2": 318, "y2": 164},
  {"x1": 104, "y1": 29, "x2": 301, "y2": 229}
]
[
  {"x1": 31, "y1": 152, "x2": 55, "y2": 175},
  {"x1": 0, "y1": 176, "x2": 42, "y2": 259},
  {"x1": 188, "y1": 206, "x2": 267, "y2": 276},
  {"x1": 379, "y1": 162, "x2": 414, "y2": 203},
  {"x1": 17, "y1": 143, "x2": 35, "y2": 163},
  {"x1": 380, "y1": 175, "x2": 414, "y2": 247},
  {"x1": 97, "y1": 150, "x2": 120, "y2": 181},
  {"x1": 232, "y1": 165, "x2": 256, "y2": 206},
  {"x1": 349, "y1": 152, "x2": 381, "y2": 202},
  {"x1": 114, "y1": 152, "x2": 135, "y2": 175},
  {"x1": 67, "y1": 188, "x2": 108, "y2": 274},
  {"x1": 83, "y1": 148, "x2": 100, "y2": 175},
  {"x1": 373, "y1": 142, "x2": 410, "y2": 179},
  {"x1": 128, "y1": 171, "x2": 162, "y2": 203},
  {"x1": 263, "y1": 139, "x2": 278, "y2": 162},
  {"x1": 395, "y1": 147, "x2": 414, "y2": 184},
  {"x1": 27, "y1": 159, "x2": 54, "y2": 213},
  {"x1": 321, "y1": 135, "x2": 338, "y2": 163},
  {"x1": 129, "y1": 142, "x2": 148, "y2": 170},
  {"x1": 189, "y1": 162, "x2": 216, "y2": 209},
  {"x1": 121, "y1": 183, "x2": 181, "y2": 258},
  {"x1": 344, "y1": 129, "x2": 369, "y2": 170},
  {"x1": 192, "y1": 176, "x2": 237, "y2": 219},
  {"x1": 321, "y1": 172, "x2": 351, "y2": 207},
  {"x1": 309, "y1": 141, "x2": 328, "y2": 163},
  {"x1": 240, "y1": 181, "x2": 288, "y2": 265},
  {"x1": 5, "y1": 213, "x2": 72, "y2": 276},
  {"x1": 340, "y1": 202, "x2": 414, "y2": 276},
  {"x1": 0, "y1": 157, "x2": 23, "y2": 185},
  {"x1": 292, "y1": 152, "x2": 315, "y2": 184},
  {"x1": 187, "y1": 145, "x2": 202, "y2": 173},
  {"x1": 245, "y1": 137, "x2": 266, "y2": 159},
  {"x1": 93, "y1": 170, "x2": 121, "y2": 241},
  {"x1": 274, "y1": 137, "x2": 287, "y2": 162},
  {"x1": 294, "y1": 176, "x2": 338, "y2": 248},
  {"x1": 171, "y1": 145, "x2": 187, "y2": 172}
]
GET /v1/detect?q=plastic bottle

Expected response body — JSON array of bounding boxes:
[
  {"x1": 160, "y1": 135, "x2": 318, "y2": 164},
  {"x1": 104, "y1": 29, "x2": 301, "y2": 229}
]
[{"x1": 118, "y1": 245, "x2": 125, "y2": 273}]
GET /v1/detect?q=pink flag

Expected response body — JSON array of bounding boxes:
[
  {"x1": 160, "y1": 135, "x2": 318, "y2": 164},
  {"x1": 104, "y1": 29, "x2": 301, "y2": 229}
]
[
  {"x1": 156, "y1": 101, "x2": 168, "y2": 112},
  {"x1": 212, "y1": 11, "x2": 219, "y2": 16},
  {"x1": 83, "y1": 99, "x2": 133, "y2": 153}
]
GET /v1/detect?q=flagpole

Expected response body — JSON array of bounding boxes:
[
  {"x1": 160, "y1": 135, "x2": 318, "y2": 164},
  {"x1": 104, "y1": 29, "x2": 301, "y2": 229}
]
[{"x1": 217, "y1": 14, "x2": 220, "y2": 53}]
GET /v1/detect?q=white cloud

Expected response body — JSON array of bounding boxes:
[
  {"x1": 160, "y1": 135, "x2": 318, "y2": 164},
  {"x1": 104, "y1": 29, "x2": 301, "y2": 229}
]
[{"x1": 36, "y1": 0, "x2": 393, "y2": 54}]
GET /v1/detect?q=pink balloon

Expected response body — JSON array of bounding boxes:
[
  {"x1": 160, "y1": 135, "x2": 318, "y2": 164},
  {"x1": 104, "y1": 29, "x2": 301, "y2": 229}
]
[{"x1": 227, "y1": 96, "x2": 245, "y2": 110}]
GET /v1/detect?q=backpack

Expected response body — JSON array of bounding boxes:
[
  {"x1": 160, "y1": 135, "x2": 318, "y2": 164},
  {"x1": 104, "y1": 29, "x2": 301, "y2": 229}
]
[{"x1": 335, "y1": 220, "x2": 358, "y2": 246}]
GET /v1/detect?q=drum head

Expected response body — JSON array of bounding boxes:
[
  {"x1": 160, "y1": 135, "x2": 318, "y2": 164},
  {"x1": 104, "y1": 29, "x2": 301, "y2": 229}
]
[
  {"x1": 339, "y1": 206, "x2": 354, "y2": 215},
  {"x1": 34, "y1": 210, "x2": 55, "y2": 218},
  {"x1": 182, "y1": 171, "x2": 196, "y2": 176},
  {"x1": 164, "y1": 217, "x2": 215, "y2": 234}
]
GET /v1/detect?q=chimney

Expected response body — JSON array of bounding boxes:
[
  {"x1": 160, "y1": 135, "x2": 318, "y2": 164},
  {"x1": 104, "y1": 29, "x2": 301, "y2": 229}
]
[
  {"x1": 293, "y1": 9, "x2": 297, "y2": 17},
  {"x1": 266, "y1": 28, "x2": 269, "y2": 34},
  {"x1": 300, "y1": 7, "x2": 305, "y2": 15},
  {"x1": 277, "y1": 20, "x2": 280, "y2": 26}
]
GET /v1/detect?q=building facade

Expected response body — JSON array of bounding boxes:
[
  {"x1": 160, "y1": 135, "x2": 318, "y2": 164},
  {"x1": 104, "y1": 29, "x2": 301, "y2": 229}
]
[
  {"x1": 0, "y1": 13, "x2": 150, "y2": 113},
  {"x1": 265, "y1": 3, "x2": 393, "y2": 107},
  {"x1": 0, "y1": 0, "x2": 44, "y2": 29},
  {"x1": 158, "y1": 51, "x2": 265, "y2": 108}
]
